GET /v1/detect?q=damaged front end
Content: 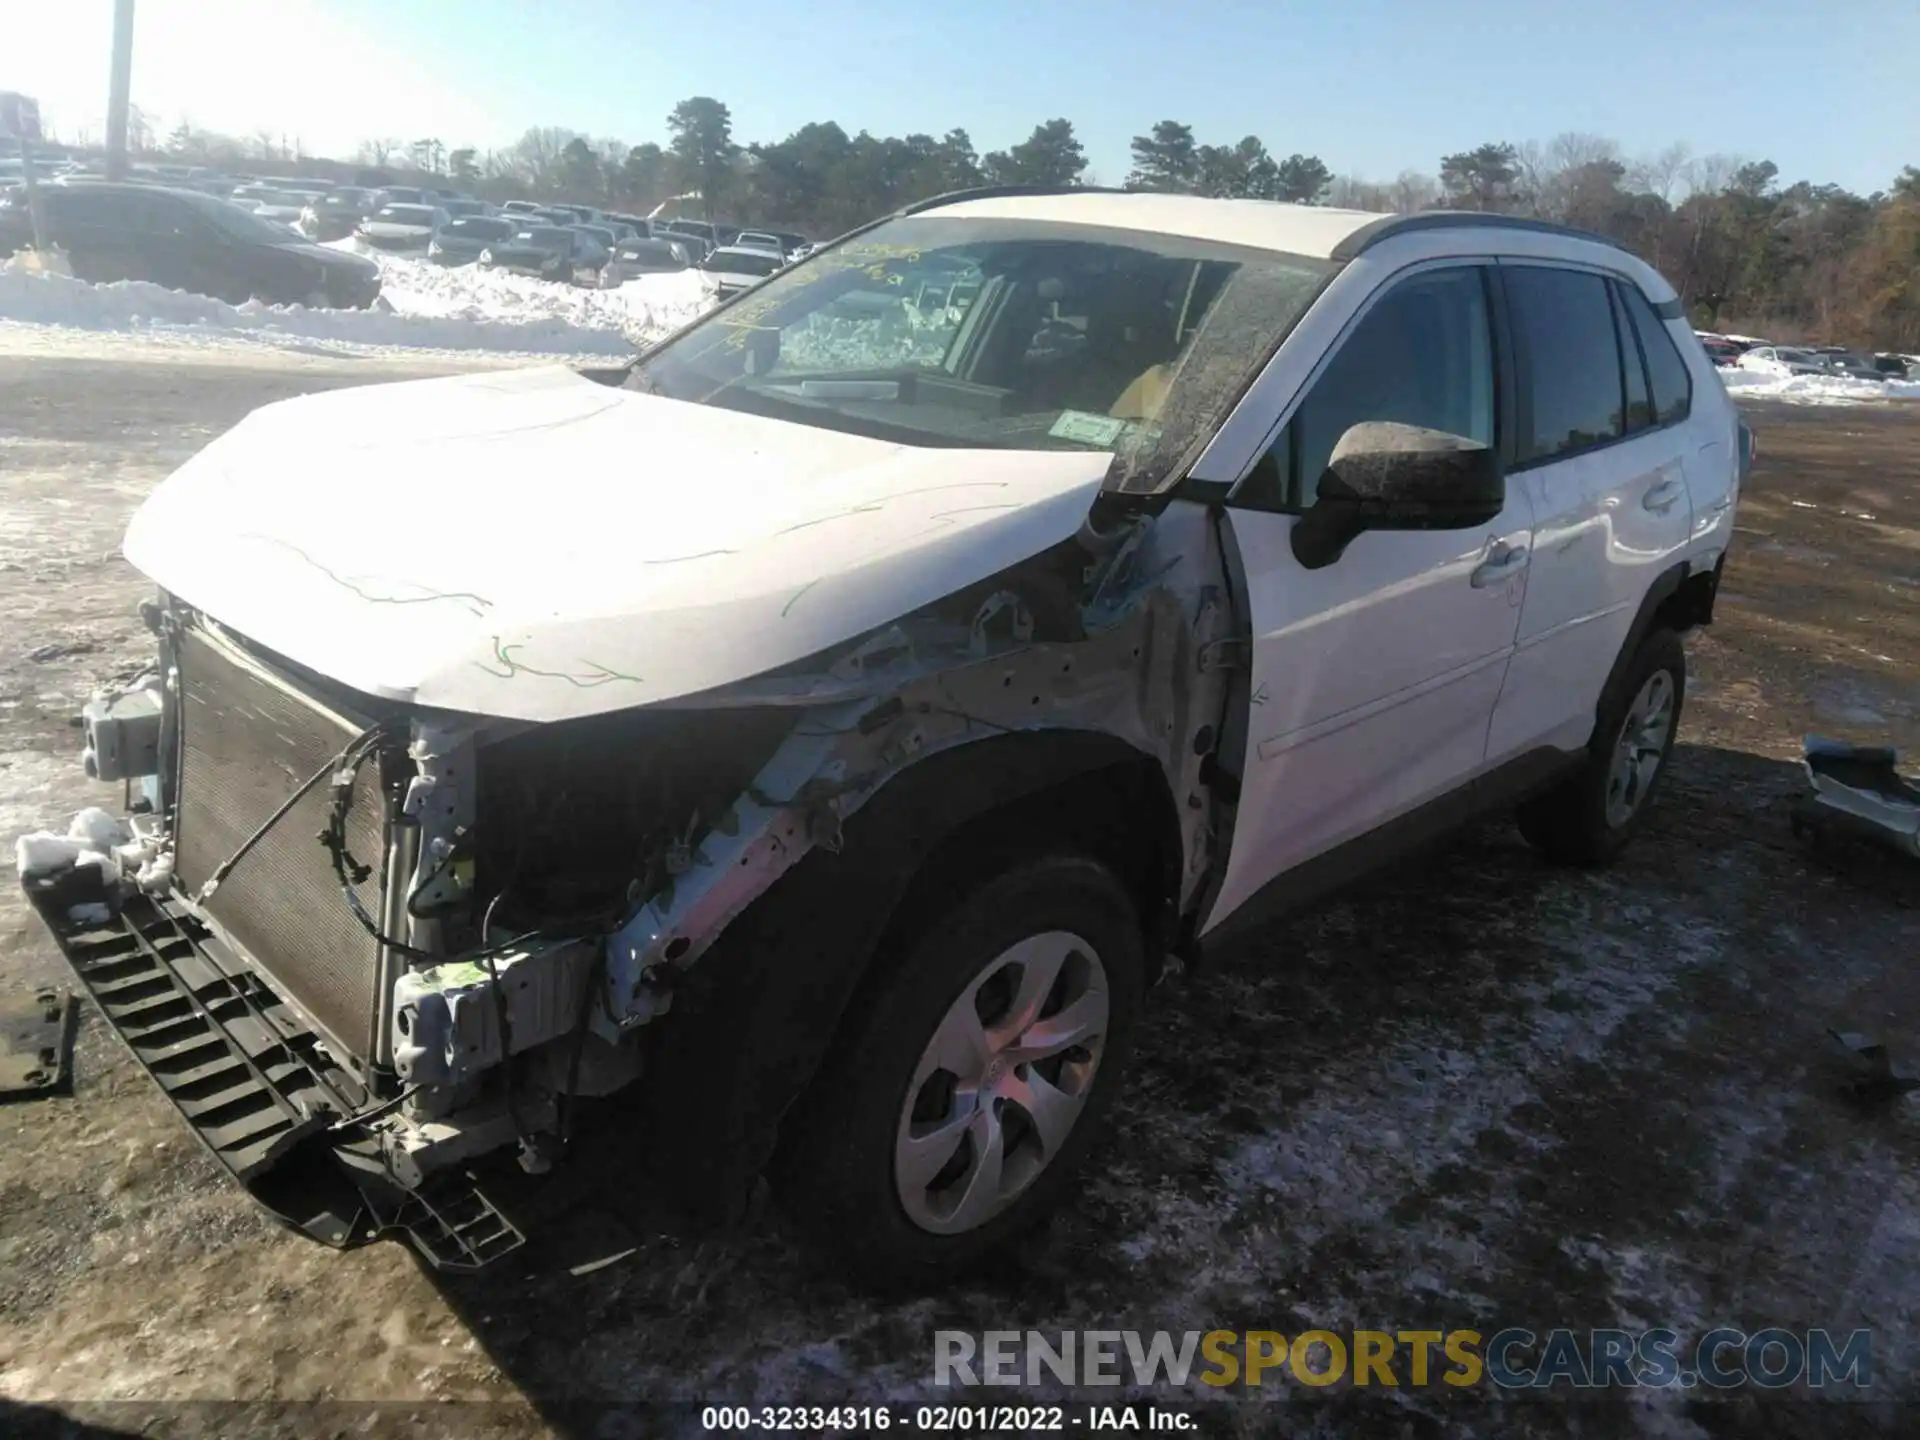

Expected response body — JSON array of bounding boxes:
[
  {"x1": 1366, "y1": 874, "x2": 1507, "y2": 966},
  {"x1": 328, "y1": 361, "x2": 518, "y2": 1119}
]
[{"x1": 16, "y1": 496, "x2": 1235, "y2": 1269}]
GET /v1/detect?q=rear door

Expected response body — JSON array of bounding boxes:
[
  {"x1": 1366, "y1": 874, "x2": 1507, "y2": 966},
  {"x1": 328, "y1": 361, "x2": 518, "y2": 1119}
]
[
  {"x1": 1204, "y1": 263, "x2": 1533, "y2": 927},
  {"x1": 1484, "y1": 264, "x2": 1695, "y2": 761}
]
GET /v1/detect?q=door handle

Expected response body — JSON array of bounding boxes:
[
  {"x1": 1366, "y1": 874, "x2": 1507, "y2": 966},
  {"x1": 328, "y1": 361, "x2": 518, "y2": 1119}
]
[
  {"x1": 1470, "y1": 545, "x2": 1529, "y2": 588},
  {"x1": 1643, "y1": 477, "x2": 1684, "y2": 513}
]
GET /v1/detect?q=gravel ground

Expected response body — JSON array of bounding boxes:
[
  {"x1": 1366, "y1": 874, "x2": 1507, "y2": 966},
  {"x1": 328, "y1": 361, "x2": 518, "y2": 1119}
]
[{"x1": 1, "y1": 347, "x2": 1917, "y2": 1440}]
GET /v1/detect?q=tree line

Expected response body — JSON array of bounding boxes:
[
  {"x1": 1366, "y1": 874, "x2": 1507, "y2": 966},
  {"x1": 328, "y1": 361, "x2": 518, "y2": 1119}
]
[{"x1": 154, "y1": 100, "x2": 1920, "y2": 349}]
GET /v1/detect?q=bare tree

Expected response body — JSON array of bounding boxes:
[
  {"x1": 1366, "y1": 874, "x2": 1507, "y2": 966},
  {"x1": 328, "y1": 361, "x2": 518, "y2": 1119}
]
[
  {"x1": 1516, "y1": 132, "x2": 1621, "y2": 220},
  {"x1": 1628, "y1": 142, "x2": 1692, "y2": 204},
  {"x1": 1390, "y1": 170, "x2": 1440, "y2": 214},
  {"x1": 126, "y1": 103, "x2": 155, "y2": 155},
  {"x1": 1683, "y1": 153, "x2": 1739, "y2": 198},
  {"x1": 506, "y1": 126, "x2": 580, "y2": 187},
  {"x1": 594, "y1": 137, "x2": 628, "y2": 177},
  {"x1": 1324, "y1": 174, "x2": 1392, "y2": 212}
]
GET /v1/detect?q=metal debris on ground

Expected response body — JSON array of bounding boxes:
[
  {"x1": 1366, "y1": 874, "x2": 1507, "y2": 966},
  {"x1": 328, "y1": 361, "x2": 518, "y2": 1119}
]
[
  {"x1": 0, "y1": 989, "x2": 76, "y2": 1101},
  {"x1": 1829, "y1": 1029, "x2": 1920, "y2": 1108},
  {"x1": 1791, "y1": 735, "x2": 1920, "y2": 861}
]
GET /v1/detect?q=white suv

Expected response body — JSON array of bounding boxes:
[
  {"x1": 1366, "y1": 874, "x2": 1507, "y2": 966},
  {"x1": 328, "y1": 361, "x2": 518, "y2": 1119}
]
[{"x1": 21, "y1": 187, "x2": 1744, "y2": 1285}]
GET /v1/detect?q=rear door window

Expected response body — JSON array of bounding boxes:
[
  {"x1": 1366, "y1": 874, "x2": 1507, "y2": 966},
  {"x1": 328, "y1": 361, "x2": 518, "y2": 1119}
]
[
  {"x1": 1504, "y1": 265, "x2": 1626, "y2": 463},
  {"x1": 1608, "y1": 283, "x2": 1655, "y2": 433},
  {"x1": 1615, "y1": 281, "x2": 1694, "y2": 426}
]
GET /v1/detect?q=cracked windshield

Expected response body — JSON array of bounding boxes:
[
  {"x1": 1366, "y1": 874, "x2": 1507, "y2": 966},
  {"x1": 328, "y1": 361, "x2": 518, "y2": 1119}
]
[
  {"x1": 2, "y1": 0, "x2": 1918, "y2": 1436},
  {"x1": 635, "y1": 216, "x2": 1332, "y2": 482}
]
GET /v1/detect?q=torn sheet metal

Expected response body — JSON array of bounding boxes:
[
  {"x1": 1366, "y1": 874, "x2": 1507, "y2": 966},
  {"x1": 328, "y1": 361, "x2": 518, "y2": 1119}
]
[
  {"x1": 1793, "y1": 736, "x2": 1920, "y2": 860},
  {"x1": 1, "y1": 990, "x2": 76, "y2": 1101},
  {"x1": 602, "y1": 503, "x2": 1235, "y2": 1031}
]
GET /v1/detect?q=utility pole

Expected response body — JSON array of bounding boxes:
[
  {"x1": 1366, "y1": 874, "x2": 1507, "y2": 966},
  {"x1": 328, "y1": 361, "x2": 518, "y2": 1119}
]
[{"x1": 104, "y1": 0, "x2": 136, "y2": 181}]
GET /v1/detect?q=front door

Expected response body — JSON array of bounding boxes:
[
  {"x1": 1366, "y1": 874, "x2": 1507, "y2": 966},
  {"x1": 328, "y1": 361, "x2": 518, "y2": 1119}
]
[{"x1": 1204, "y1": 263, "x2": 1533, "y2": 929}]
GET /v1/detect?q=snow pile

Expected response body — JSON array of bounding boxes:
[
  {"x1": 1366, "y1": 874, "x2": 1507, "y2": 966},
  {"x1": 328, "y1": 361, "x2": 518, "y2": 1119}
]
[
  {"x1": 1720, "y1": 368, "x2": 1920, "y2": 405},
  {"x1": 324, "y1": 238, "x2": 717, "y2": 348},
  {"x1": 0, "y1": 249, "x2": 720, "y2": 360}
]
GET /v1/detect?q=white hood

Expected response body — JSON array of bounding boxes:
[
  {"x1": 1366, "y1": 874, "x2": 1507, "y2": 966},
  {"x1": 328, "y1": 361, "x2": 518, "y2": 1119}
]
[{"x1": 123, "y1": 367, "x2": 1111, "y2": 722}]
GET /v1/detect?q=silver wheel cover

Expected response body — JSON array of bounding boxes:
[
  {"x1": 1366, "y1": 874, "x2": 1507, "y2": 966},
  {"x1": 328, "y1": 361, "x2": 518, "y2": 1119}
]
[
  {"x1": 1605, "y1": 669, "x2": 1677, "y2": 827},
  {"x1": 893, "y1": 931, "x2": 1109, "y2": 1236}
]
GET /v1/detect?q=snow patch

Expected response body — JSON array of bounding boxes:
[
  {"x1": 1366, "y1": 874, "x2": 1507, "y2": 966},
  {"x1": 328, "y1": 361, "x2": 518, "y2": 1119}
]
[
  {"x1": 0, "y1": 250, "x2": 720, "y2": 361},
  {"x1": 324, "y1": 238, "x2": 716, "y2": 345},
  {"x1": 1721, "y1": 368, "x2": 1920, "y2": 405}
]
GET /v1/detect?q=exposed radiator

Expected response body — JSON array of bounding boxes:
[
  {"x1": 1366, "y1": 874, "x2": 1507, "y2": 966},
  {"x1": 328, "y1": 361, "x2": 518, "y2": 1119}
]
[{"x1": 173, "y1": 623, "x2": 393, "y2": 1069}]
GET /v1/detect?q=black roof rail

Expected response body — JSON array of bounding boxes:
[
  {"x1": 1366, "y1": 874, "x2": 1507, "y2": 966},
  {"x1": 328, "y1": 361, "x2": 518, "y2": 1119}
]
[
  {"x1": 893, "y1": 183, "x2": 1128, "y2": 218},
  {"x1": 1328, "y1": 209, "x2": 1620, "y2": 262}
]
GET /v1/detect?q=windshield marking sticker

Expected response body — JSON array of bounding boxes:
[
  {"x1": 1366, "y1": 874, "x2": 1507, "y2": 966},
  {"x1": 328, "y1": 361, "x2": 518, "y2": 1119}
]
[{"x1": 1049, "y1": 410, "x2": 1127, "y2": 446}]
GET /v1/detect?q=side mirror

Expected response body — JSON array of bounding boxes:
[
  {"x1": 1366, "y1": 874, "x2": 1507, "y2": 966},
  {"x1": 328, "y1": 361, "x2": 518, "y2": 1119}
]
[{"x1": 1291, "y1": 421, "x2": 1504, "y2": 570}]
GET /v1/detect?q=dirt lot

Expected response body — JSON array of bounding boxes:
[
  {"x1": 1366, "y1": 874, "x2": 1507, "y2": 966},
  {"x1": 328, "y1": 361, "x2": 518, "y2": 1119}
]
[{"x1": 2, "y1": 350, "x2": 1918, "y2": 1440}]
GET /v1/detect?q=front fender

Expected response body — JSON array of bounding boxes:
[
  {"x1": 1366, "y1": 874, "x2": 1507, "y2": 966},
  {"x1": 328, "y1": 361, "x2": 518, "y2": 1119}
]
[{"x1": 634, "y1": 728, "x2": 1162, "y2": 1230}]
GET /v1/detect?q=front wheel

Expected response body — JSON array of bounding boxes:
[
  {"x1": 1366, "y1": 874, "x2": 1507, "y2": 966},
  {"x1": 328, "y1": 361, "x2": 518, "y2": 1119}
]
[
  {"x1": 1518, "y1": 626, "x2": 1686, "y2": 865},
  {"x1": 772, "y1": 854, "x2": 1145, "y2": 1288}
]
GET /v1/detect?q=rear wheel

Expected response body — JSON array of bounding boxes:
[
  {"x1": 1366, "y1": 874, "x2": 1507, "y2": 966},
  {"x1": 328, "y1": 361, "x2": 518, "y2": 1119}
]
[
  {"x1": 772, "y1": 854, "x2": 1145, "y2": 1288},
  {"x1": 1518, "y1": 626, "x2": 1686, "y2": 865}
]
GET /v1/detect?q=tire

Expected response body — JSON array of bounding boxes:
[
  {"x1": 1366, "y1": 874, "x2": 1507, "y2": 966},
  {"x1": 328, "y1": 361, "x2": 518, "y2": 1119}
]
[
  {"x1": 1517, "y1": 626, "x2": 1686, "y2": 866},
  {"x1": 771, "y1": 853, "x2": 1146, "y2": 1288}
]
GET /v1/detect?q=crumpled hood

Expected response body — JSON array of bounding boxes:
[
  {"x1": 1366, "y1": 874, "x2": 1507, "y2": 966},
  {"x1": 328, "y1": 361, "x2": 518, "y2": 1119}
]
[{"x1": 123, "y1": 366, "x2": 1111, "y2": 722}]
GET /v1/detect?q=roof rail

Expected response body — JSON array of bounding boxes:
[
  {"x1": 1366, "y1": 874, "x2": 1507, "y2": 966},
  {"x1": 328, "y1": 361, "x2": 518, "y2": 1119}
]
[{"x1": 1328, "y1": 209, "x2": 1618, "y2": 262}]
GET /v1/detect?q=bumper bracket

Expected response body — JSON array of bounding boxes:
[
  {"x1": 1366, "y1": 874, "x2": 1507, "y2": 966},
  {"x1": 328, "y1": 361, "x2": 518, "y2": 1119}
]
[{"x1": 19, "y1": 875, "x2": 524, "y2": 1269}]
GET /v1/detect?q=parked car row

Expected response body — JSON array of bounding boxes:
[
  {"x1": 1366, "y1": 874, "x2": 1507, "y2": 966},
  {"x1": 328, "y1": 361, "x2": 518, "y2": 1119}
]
[
  {"x1": 0, "y1": 179, "x2": 382, "y2": 307},
  {"x1": 1698, "y1": 330, "x2": 1920, "y2": 382},
  {"x1": 2, "y1": 154, "x2": 814, "y2": 301}
]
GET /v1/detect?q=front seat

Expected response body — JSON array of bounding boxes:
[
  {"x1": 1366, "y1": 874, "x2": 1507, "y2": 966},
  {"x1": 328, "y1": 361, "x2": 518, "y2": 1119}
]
[{"x1": 1069, "y1": 280, "x2": 1179, "y2": 420}]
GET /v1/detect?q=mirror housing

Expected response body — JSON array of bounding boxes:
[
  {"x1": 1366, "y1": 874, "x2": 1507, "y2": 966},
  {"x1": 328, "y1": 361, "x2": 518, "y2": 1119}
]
[{"x1": 1291, "y1": 421, "x2": 1505, "y2": 570}]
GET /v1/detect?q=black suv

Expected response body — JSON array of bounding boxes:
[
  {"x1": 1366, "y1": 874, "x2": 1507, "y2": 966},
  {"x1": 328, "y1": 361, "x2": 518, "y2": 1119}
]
[{"x1": 0, "y1": 181, "x2": 381, "y2": 308}]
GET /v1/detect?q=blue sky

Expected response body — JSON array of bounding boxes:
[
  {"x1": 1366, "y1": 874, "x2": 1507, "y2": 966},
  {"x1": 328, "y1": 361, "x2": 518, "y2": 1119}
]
[{"x1": 13, "y1": 0, "x2": 1918, "y2": 193}]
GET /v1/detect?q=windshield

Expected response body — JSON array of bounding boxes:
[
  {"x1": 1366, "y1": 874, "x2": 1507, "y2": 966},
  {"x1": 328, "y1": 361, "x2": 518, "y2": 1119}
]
[
  {"x1": 580, "y1": 226, "x2": 616, "y2": 246},
  {"x1": 632, "y1": 215, "x2": 1334, "y2": 492},
  {"x1": 706, "y1": 249, "x2": 782, "y2": 277},
  {"x1": 444, "y1": 217, "x2": 513, "y2": 240},
  {"x1": 376, "y1": 205, "x2": 438, "y2": 225},
  {"x1": 1775, "y1": 348, "x2": 1817, "y2": 363}
]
